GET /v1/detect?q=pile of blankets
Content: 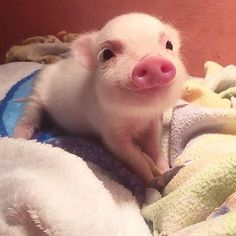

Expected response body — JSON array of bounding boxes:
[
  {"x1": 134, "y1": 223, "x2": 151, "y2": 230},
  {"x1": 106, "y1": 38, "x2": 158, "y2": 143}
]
[
  {"x1": 1, "y1": 60, "x2": 236, "y2": 235},
  {"x1": 5, "y1": 32, "x2": 79, "y2": 64},
  {"x1": 142, "y1": 61, "x2": 236, "y2": 235}
]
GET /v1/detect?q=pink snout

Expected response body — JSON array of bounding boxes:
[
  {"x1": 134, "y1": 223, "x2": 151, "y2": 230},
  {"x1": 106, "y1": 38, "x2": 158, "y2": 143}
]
[{"x1": 132, "y1": 55, "x2": 176, "y2": 89}]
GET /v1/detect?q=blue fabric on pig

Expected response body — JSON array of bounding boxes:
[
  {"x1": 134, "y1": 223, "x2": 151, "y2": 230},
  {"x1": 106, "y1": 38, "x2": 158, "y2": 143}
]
[{"x1": 0, "y1": 70, "x2": 56, "y2": 142}]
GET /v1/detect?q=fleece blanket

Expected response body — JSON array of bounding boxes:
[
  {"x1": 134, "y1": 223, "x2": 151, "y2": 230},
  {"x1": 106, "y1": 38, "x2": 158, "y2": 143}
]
[
  {"x1": 0, "y1": 62, "x2": 151, "y2": 236},
  {"x1": 0, "y1": 138, "x2": 151, "y2": 236},
  {"x1": 142, "y1": 61, "x2": 236, "y2": 235}
]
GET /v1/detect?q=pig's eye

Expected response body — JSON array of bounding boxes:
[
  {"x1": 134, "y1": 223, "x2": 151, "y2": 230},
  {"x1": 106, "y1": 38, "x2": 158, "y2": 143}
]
[
  {"x1": 99, "y1": 48, "x2": 115, "y2": 62},
  {"x1": 166, "y1": 41, "x2": 173, "y2": 50}
]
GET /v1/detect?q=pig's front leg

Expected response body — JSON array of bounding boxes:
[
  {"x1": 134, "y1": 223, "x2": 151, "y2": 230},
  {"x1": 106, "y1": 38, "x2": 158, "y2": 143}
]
[
  {"x1": 104, "y1": 132, "x2": 155, "y2": 184},
  {"x1": 13, "y1": 97, "x2": 43, "y2": 139},
  {"x1": 142, "y1": 119, "x2": 170, "y2": 174}
]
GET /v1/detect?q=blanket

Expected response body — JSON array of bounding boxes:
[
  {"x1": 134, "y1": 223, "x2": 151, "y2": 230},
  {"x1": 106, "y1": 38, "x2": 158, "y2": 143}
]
[
  {"x1": 142, "y1": 61, "x2": 236, "y2": 235},
  {"x1": 0, "y1": 137, "x2": 150, "y2": 236},
  {"x1": 0, "y1": 62, "x2": 150, "y2": 236},
  {"x1": 2, "y1": 61, "x2": 236, "y2": 235},
  {"x1": 5, "y1": 33, "x2": 79, "y2": 64}
]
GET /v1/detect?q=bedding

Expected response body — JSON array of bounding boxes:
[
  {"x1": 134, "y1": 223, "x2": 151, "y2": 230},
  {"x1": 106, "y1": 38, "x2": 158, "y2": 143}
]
[
  {"x1": 142, "y1": 62, "x2": 236, "y2": 235},
  {"x1": 5, "y1": 33, "x2": 77, "y2": 64},
  {"x1": 1, "y1": 61, "x2": 236, "y2": 235}
]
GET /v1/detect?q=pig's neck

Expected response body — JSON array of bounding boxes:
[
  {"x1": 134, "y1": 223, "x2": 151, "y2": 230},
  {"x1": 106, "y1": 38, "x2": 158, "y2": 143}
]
[{"x1": 89, "y1": 94, "x2": 159, "y2": 135}]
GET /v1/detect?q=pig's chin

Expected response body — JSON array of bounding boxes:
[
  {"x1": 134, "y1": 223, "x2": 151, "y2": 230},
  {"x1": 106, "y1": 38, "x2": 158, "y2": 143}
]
[
  {"x1": 96, "y1": 77, "x2": 181, "y2": 116},
  {"x1": 118, "y1": 77, "x2": 182, "y2": 111},
  {"x1": 130, "y1": 75, "x2": 176, "y2": 91},
  {"x1": 122, "y1": 79, "x2": 175, "y2": 100}
]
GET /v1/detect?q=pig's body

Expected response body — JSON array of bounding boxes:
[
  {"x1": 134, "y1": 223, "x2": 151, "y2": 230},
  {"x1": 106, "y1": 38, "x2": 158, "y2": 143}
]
[
  {"x1": 35, "y1": 59, "x2": 95, "y2": 134},
  {"x1": 14, "y1": 13, "x2": 187, "y2": 184}
]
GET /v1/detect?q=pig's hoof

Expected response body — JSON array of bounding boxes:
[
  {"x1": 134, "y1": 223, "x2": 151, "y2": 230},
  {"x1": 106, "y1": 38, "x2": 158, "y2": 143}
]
[
  {"x1": 149, "y1": 165, "x2": 184, "y2": 193},
  {"x1": 145, "y1": 187, "x2": 162, "y2": 205},
  {"x1": 13, "y1": 125, "x2": 34, "y2": 139}
]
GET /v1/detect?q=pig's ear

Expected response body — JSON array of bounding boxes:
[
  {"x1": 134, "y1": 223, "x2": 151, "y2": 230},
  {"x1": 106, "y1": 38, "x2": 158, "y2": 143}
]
[{"x1": 71, "y1": 31, "x2": 98, "y2": 69}]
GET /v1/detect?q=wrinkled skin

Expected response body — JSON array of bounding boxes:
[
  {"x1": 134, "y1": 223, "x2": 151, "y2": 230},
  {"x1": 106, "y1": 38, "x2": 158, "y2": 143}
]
[{"x1": 14, "y1": 13, "x2": 188, "y2": 184}]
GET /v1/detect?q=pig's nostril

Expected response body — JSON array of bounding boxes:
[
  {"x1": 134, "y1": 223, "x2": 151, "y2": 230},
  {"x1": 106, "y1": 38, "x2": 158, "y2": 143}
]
[
  {"x1": 161, "y1": 64, "x2": 172, "y2": 73},
  {"x1": 132, "y1": 55, "x2": 176, "y2": 89},
  {"x1": 139, "y1": 69, "x2": 147, "y2": 77}
]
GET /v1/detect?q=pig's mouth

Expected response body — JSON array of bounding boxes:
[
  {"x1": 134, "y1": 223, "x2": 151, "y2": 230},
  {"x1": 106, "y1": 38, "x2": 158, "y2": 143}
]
[
  {"x1": 116, "y1": 74, "x2": 176, "y2": 99},
  {"x1": 135, "y1": 78, "x2": 175, "y2": 91},
  {"x1": 122, "y1": 76, "x2": 175, "y2": 92}
]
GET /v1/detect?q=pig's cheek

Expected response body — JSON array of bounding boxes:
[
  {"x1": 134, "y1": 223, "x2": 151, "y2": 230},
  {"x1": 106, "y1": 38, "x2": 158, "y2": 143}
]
[
  {"x1": 176, "y1": 61, "x2": 188, "y2": 83},
  {"x1": 165, "y1": 66, "x2": 187, "y2": 100},
  {"x1": 168, "y1": 56, "x2": 187, "y2": 79},
  {"x1": 95, "y1": 80, "x2": 117, "y2": 104}
]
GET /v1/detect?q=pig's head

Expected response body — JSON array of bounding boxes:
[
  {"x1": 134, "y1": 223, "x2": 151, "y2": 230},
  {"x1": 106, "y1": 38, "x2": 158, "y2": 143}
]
[{"x1": 72, "y1": 13, "x2": 187, "y2": 116}]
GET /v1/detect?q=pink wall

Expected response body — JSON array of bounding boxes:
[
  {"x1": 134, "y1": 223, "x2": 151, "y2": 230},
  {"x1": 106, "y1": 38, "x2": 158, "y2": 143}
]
[{"x1": 1, "y1": 0, "x2": 236, "y2": 76}]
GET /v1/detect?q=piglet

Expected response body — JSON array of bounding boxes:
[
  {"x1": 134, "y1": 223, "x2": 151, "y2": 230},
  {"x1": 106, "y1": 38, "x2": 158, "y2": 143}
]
[{"x1": 14, "y1": 13, "x2": 187, "y2": 184}]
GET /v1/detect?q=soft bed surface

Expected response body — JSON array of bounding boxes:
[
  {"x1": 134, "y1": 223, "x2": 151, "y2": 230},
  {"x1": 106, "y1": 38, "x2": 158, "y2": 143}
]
[
  {"x1": 143, "y1": 61, "x2": 236, "y2": 235},
  {"x1": 2, "y1": 61, "x2": 236, "y2": 235}
]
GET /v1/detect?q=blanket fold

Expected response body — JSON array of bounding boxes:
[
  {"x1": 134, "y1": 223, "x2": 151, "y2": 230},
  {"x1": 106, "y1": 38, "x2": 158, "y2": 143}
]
[{"x1": 0, "y1": 137, "x2": 151, "y2": 236}]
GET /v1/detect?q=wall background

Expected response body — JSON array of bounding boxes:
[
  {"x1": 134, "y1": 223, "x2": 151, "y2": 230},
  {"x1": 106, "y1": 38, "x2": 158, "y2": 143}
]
[{"x1": 1, "y1": 0, "x2": 236, "y2": 76}]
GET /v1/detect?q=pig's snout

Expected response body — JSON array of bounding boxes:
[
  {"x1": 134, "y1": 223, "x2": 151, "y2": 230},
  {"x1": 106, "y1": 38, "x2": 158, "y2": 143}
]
[{"x1": 131, "y1": 55, "x2": 176, "y2": 89}]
